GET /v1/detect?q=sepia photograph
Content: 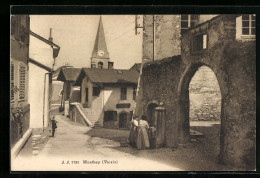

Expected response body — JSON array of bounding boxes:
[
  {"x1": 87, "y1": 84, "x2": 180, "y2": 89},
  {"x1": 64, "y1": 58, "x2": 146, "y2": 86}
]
[{"x1": 10, "y1": 12, "x2": 256, "y2": 171}]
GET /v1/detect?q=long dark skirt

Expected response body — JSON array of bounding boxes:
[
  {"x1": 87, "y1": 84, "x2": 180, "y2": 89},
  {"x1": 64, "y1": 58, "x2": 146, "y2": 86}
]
[
  {"x1": 136, "y1": 127, "x2": 150, "y2": 150},
  {"x1": 129, "y1": 126, "x2": 137, "y2": 146}
]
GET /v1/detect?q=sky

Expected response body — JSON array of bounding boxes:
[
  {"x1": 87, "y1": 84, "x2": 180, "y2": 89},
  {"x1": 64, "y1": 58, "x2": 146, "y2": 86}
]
[{"x1": 30, "y1": 15, "x2": 143, "y2": 70}]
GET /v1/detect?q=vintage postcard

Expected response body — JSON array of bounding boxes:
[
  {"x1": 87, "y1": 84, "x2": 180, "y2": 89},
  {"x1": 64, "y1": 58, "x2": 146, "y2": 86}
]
[{"x1": 10, "y1": 12, "x2": 256, "y2": 171}]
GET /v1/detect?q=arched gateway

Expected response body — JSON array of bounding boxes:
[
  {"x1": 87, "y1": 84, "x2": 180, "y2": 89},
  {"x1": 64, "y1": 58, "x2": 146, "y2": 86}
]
[{"x1": 136, "y1": 15, "x2": 255, "y2": 169}]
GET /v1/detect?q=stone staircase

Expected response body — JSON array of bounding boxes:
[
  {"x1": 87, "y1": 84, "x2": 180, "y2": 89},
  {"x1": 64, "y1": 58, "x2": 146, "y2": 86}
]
[{"x1": 77, "y1": 103, "x2": 101, "y2": 128}]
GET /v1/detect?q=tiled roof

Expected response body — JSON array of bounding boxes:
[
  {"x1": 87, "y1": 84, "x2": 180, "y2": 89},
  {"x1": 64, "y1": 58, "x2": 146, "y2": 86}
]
[
  {"x1": 57, "y1": 67, "x2": 81, "y2": 82},
  {"x1": 52, "y1": 65, "x2": 73, "y2": 77},
  {"x1": 80, "y1": 68, "x2": 139, "y2": 84}
]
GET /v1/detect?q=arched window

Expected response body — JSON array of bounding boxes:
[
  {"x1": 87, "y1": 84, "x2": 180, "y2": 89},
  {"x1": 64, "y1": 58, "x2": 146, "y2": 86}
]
[{"x1": 98, "y1": 62, "x2": 103, "y2": 69}]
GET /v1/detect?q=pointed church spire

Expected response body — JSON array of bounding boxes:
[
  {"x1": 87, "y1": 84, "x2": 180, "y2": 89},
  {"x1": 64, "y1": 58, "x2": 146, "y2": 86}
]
[{"x1": 91, "y1": 16, "x2": 110, "y2": 59}]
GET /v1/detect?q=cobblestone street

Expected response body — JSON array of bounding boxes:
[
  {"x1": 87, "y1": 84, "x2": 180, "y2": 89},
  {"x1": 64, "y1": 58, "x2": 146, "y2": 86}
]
[{"x1": 12, "y1": 114, "x2": 241, "y2": 171}]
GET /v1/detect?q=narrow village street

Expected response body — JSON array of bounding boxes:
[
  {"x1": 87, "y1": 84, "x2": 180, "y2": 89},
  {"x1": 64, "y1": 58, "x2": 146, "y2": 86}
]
[
  {"x1": 10, "y1": 14, "x2": 256, "y2": 172},
  {"x1": 12, "y1": 113, "x2": 240, "y2": 171}
]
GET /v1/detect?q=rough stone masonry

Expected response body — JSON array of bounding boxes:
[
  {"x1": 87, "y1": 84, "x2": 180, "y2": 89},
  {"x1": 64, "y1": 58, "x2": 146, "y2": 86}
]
[
  {"x1": 189, "y1": 66, "x2": 221, "y2": 121},
  {"x1": 135, "y1": 15, "x2": 256, "y2": 169}
]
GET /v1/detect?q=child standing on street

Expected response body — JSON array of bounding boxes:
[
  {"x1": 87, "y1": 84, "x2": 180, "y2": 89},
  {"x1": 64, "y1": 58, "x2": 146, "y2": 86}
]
[{"x1": 51, "y1": 117, "x2": 58, "y2": 138}]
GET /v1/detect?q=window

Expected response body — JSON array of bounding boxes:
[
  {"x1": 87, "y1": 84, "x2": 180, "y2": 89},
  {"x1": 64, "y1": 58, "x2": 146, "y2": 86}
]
[
  {"x1": 120, "y1": 88, "x2": 127, "y2": 100},
  {"x1": 242, "y1": 14, "x2": 255, "y2": 36},
  {"x1": 108, "y1": 62, "x2": 114, "y2": 69},
  {"x1": 98, "y1": 62, "x2": 103, "y2": 69},
  {"x1": 93, "y1": 87, "x2": 100, "y2": 96},
  {"x1": 104, "y1": 111, "x2": 117, "y2": 122},
  {"x1": 181, "y1": 15, "x2": 198, "y2": 33},
  {"x1": 133, "y1": 87, "x2": 137, "y2": 100},
  {"x1": 19, "y1": 64, "x2": 26, "y2": 101},
  {"x1": 11, "y1": 63, "x2": 14, "y2": 101},
  {"x1": 193, "y1": 34, "x2": 207, "y2": 51},
  {"x1": 91, "y1": 63, "x2": 96, "y2": 68}
]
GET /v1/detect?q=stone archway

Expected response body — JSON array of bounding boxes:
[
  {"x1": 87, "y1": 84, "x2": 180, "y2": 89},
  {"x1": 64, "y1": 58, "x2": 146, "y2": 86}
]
[
  {"x1": 177, "y1": 62, "x2": 206, "y2": 143},
  {"x1": 176, "y1": 62, "x2": 225, "y2": 160}
]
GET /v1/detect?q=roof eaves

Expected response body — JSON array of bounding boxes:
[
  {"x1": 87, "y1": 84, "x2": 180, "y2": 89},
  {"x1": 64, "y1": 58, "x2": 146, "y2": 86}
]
[
  {"x1": 56, "y1": 68, "x2": 66, "y2": 82},
  {"x1": 30, "y1": 30, "x2": 60, "y2": 48},
  {"x1": 74, "y1": 69, "x2": 86, "y2": 86},
  {"x1": 82, "y1": 69, "x2": 94, "y2": 83}
]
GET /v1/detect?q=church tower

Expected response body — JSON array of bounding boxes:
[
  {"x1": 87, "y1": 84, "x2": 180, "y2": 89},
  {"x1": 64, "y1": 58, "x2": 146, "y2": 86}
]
[{"x1": 91, "y1": 16, "x2": 114, "y2": 69}]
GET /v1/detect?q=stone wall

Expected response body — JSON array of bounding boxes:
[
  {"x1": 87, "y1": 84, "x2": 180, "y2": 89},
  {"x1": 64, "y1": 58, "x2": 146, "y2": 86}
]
[
  {"x1": 136, "y1": 56, "x2": 185, "y2": 148},
  {"x1": 136, "y1": 15, "x2": 256, "y2": 169},
  {"x1": 189, "y1": 66, "x2": 221, "y2": 121},
  {"x1": 143, "y1": 15, "x2": 181, "y2": 61}
]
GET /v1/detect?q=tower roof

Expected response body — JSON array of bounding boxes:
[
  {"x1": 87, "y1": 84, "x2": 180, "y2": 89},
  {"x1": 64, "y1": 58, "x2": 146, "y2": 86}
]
[{"x1": 91, "y1": 16, "x2": 109, "y2": 59}]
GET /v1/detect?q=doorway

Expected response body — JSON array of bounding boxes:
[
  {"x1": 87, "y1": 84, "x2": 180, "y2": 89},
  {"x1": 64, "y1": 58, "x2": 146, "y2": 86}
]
[
  {"x1": 85, "y1": 88, "x2": 88, "y2": 102},
  {"x1": 119, "y1": 112, "x2": 128, "y2": 129},
  {"x1": 147, "y1": 103, "x2": 158, "y2": 126}
]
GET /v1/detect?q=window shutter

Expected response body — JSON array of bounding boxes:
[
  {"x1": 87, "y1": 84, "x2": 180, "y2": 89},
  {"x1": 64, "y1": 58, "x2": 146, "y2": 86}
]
[
  {"x1": 15, "y1": 16, "x2": 21, "y2": 40},
  {"x1": 11, "y1": 64, "x2": 14, "y2": 101},
  {"x1": 11, "y1": 16, "x2": 16, "y2": 36},
  {"x1": 19, "y1": 64, "x2": 26, "y2": 100}
]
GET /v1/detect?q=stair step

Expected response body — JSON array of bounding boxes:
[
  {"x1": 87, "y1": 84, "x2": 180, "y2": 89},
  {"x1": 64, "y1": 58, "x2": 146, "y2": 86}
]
[{"x1": 76, "y1": 104, "x2": 101, "y2": 128}]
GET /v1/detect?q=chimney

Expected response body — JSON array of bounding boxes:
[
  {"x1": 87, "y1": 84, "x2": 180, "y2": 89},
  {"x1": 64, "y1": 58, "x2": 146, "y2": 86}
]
[{"x1": 49, "y1": 28, "x2": 53, "y2": 42}]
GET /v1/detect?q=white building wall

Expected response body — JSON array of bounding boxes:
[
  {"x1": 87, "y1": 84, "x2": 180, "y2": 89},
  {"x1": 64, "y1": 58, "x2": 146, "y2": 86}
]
[
  {"x1": 29, "y1": 34, "x2": 55, "y2": 128},
  {"x1": 81, "y1": 77, "x2": 104, "y2": 125},
  {"x1": 103, "y1": 86, "x2": 136, "y2": 113},
  {"x1": 29, "y1": 35, "x2": 54, "y2": 68},
  {"x1": 91, "y1": 85, "x2": 104, "y2": 126},
  {"x1": 102, "y1": 86, "x2": 136, "y2": 127},
  {"x1": 80, "y1": 76, "x2": 136, "y2": 127},
  {"x1": 28, "y1": 63, "x2": 50, "y2": 128}
]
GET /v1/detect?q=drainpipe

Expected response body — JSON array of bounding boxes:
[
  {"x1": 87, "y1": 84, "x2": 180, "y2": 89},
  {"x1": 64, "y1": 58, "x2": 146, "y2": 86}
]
[
  {"x1": 102, "y1": 84, "x2": 104, "y2": 127},
  {"x1": 42, "y1": 73, "x2": 48, "y2": 132},
  {"x1": 153, "y1": 15, "x2": 155, "y2": 61},
  {"x1": 42, "y1": 28, "x2": 59, "y2": 132},
  {"x1": 42, "y1": 60, "x2": 56, "y2": 132}
]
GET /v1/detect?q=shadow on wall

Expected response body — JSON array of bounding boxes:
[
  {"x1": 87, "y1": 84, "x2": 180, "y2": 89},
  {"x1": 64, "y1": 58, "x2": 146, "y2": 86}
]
[{"x1": 70, "y1": 89, "x2": 81, "y2": 103}]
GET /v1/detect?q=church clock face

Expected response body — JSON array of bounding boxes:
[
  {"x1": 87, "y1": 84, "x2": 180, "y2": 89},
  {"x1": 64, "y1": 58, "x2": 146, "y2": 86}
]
[{"x1": 98, "y1": 50, "x2": 104, "y2": 56}]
